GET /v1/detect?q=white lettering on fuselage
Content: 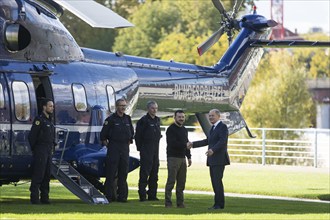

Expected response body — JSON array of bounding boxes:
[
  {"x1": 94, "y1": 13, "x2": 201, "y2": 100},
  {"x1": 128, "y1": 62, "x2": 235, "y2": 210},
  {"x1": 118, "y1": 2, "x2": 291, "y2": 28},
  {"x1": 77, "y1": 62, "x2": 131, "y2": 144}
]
[{"x1": 174, "y1": 84, "x2": 229, "y2": 101}]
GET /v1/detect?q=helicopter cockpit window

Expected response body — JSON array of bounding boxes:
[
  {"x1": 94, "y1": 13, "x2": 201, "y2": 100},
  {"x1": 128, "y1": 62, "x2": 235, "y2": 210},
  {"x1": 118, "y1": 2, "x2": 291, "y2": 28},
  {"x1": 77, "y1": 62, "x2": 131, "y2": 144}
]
[
  {"x1": 106, "y1": 85, "x2": 116, "y2": 112},
  {"x1": 0, "y1": 83, "x2": 4, "y2": 109},
  {"x1": 12, "y1": 81, "x2": 30, "y2": 121},
  {"x1": 72, "y1": 83, "x2": 87, "y2": 112}
]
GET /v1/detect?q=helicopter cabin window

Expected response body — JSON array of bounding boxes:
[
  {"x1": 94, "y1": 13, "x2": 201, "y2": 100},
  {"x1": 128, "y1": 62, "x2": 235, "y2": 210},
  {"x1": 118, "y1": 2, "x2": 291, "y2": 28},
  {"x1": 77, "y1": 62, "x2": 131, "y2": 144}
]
[
  {"x1": 0, "y1": 83, "x2": 4, "y2": 109},
  {"x1": 12, "y1": 81, "x2": 30, "y2": 121},
  {"x1": 72, "y1": 83, "x2": 87, "y2": 112},
  {"x1": 106, "y1": 85, "x2": 116, "y2": 112}
]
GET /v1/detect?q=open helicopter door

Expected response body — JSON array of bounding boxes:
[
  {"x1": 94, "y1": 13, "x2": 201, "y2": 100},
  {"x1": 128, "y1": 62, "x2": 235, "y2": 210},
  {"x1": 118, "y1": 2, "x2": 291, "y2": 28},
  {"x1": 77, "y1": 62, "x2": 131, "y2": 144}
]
[{"x1": 31, "y1": 75, "x2": 53, "y2": 115}]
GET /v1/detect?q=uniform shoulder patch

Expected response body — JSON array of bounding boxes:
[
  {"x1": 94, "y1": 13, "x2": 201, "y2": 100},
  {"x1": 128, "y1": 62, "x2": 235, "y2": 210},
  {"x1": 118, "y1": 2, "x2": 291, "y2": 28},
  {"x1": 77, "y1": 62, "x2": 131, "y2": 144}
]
[
  {"x1": 104, "y1": 121, "x2": 108, "y2": 126},
  {"x1": 35, "y1": 120, "x2": 40, "y2": 125}
]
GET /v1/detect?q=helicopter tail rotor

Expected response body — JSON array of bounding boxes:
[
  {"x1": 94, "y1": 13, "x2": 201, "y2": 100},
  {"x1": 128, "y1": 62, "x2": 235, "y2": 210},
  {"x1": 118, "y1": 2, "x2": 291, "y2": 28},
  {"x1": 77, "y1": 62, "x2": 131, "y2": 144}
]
[
  {"x1": 197, "y1": 0, "x2": 244, "y2": 56},
  {"x1": 232, "y1": 0, "x2": 244, "y2": 18},
  {"x1": 212, "y1": 0, "x2": 229, "y2": 19}
]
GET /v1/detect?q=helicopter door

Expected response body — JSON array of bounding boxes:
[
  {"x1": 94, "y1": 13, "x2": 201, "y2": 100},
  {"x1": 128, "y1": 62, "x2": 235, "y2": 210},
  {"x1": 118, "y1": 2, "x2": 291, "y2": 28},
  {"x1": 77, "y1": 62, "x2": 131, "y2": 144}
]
[
  {"x1": 0, "y1": 72, "x2": 41, "y2": 177},
  {"x1": 0, "y1": 73, "x2": 10, "y2": 156},
  {"x1": 6, "y1": 73, "x2": 39, "y2": 157},
  {"x1": 32, "y1": 76, "x2": 53, "y2": 115}
]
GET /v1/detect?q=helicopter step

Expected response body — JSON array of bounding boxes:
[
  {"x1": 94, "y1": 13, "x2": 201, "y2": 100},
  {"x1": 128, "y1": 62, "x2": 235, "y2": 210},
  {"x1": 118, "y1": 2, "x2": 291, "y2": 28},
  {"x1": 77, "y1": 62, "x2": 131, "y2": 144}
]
[
  {"x1": 58, "y1": 164, "x2": 70, "y2": 175},
  {"x1": 51, "y1": 160, "x2": 108, "y2": 204}
]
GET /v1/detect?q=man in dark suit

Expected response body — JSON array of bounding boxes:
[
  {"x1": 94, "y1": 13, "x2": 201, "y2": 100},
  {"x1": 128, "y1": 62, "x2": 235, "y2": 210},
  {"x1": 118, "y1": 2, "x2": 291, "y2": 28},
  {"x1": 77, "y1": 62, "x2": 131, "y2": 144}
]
[{"x1": 187, "y1": 109, "x2": 230, "y2": 210}]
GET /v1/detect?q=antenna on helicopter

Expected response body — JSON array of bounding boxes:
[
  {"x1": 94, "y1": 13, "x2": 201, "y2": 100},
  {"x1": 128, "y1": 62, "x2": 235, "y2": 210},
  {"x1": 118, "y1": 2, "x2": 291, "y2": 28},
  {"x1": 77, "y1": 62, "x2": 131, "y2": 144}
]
[{"x1": 197, "y1": 0, "x2": 244, "y2": 56}]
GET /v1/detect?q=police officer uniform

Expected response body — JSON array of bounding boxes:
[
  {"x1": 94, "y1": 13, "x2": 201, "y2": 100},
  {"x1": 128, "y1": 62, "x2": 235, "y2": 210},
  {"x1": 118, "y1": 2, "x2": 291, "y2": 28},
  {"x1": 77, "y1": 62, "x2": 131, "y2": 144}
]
[
  {"x1": 28, "y1": 112, "x2": 55, "y2": 204},
  {"x1": 100, "y1": 112, "x2": 134, "y2": 202},
  {"x1": 135, "y1": 113, "x2": 161, "y2": 201}
]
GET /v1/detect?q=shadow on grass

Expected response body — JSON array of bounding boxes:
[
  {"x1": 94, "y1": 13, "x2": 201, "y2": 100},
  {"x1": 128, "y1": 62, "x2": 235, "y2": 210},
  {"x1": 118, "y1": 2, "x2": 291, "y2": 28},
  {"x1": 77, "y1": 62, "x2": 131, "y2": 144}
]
[
  {"x1": 1, "y1": 194, "x2": 329, "y2": 215},
  {"x1": 318, "y1": 194, "x2": 330, "y2": 201}
]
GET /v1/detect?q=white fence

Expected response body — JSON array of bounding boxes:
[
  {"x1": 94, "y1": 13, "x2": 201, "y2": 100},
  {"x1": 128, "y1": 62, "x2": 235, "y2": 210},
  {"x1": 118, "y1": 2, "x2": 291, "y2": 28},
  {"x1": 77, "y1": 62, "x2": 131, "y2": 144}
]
[
  {"x1": 228, "y1": 128, "x2": 330, "y2": 168},
  {"x1": 130, "y1": 127, "x2": 330, "y2": 168}
]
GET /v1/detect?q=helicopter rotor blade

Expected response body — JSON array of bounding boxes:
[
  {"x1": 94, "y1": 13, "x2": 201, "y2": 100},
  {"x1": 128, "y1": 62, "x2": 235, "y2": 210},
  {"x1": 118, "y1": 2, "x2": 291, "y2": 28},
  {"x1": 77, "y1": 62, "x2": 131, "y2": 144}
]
[
  {"x1": 232, "y1": 0, "x2": 244, "y2": 18},
  {"x1": 54, "y1": 0, "x2": 133, "y2": 28},
  {"x1": 197, "y1": 26, "x2": 225, "y2": 56},
  {"x1": 197, "y1": 0, "x2": 244, "y2": 55},
  {"x1": 212, "y1": 0, "x2": 228, "y2": 18}
]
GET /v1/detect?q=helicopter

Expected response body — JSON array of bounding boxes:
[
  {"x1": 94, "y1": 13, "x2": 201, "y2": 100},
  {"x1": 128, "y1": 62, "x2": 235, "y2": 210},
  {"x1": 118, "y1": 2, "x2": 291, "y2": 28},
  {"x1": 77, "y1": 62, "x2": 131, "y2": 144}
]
[{"x1": 0, "y1": 0, "x2": 329, "y2": 203}]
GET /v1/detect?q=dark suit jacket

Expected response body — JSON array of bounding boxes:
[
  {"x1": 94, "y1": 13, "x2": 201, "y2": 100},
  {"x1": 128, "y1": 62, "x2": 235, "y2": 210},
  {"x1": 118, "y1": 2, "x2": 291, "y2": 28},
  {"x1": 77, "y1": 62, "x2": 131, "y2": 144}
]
[{"x1": 193, "y1": 121, "x2": 230, "y2": 166}]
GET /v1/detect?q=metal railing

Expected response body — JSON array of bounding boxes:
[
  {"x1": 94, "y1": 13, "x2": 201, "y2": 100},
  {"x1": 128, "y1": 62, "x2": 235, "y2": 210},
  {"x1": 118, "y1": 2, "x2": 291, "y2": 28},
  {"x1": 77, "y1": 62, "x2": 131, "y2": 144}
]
[
  {"x1": 54, "y1": 126, "x2": 70, "y2": 175},
  {"x1": 227, "y1": 128, "x2": 329, "y2": 168}
]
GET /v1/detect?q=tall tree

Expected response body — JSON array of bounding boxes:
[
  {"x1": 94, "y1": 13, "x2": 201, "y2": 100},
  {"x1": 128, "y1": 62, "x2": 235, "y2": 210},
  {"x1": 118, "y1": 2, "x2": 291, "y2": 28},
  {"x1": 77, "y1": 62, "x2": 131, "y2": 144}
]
[
  {"x1": 293, "y1": 33, "x2": 330, "y2": 78},
  {"x1": 241, "y1": 50, "x2": 315, "y2": 129},
  {"x1": 111, "y1": 0, "x2": 140, "y2": 19},
  {"x1": 113, "y1": 0, "x2": 239, "y2": 59},
  {"x1": 150, "y1": 0, "x2": 230, "y2": 66},
  {"x1": 113, "y1": 1, "x2": 181, "y2": 57},
  {"x1": 151, "y1": 32, "x2": 228, "y2": 66}
]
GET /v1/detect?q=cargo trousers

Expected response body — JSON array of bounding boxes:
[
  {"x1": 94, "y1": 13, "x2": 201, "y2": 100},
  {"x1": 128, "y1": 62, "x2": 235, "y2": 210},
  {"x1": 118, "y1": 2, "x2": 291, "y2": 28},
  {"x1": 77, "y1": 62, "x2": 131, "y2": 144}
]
[{"x1": 164, "y1": 157, "x2": 187, "y2": 206}]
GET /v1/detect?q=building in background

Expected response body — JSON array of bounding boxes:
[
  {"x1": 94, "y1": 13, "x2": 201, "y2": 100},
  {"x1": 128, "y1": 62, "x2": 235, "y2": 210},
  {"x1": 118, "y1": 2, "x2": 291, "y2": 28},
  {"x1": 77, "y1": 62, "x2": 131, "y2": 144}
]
[{"x1": 307, "y1": 78, "x2": 330, "y2": 129}]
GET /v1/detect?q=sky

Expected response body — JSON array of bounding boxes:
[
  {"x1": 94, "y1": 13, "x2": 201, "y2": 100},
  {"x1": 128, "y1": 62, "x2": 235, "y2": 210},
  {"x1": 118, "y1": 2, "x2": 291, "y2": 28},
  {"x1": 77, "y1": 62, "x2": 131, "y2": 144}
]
[{"x1": 249, "y1": 0, "x2": 330, "y2": 34}]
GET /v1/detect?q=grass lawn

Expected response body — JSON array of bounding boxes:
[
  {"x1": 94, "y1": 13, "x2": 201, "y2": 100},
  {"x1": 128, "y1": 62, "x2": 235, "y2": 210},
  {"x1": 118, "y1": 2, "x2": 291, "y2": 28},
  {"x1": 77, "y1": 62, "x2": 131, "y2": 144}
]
[
  {"x1": 129, "y1": 162, "x2": 330, "y2": 200},
  {"x1": 1, "y1": 163, "x2": 329, "y2": 219}
]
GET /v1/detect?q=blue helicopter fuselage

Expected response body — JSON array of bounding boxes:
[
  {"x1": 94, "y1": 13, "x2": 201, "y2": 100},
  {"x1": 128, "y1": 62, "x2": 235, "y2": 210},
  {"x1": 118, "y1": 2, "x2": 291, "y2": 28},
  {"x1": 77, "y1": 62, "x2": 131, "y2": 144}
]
[{"x1": 0, "y1": 0, "x2": 272, "y2": 185}]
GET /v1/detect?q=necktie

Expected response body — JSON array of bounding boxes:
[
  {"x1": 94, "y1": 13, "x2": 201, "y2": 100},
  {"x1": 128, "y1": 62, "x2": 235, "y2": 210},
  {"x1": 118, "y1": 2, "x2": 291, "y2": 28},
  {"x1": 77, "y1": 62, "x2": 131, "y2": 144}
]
[{"x1": 210, "y1": 125, "x2": 215, "y2": 135}]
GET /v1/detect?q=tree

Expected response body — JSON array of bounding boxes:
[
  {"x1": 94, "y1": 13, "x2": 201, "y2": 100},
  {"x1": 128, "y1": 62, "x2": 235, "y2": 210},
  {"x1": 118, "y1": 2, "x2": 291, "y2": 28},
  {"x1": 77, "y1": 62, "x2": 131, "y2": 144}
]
[
  {"x1": 292, "y1": 33, "x2": 330, "y2": 78},
  {"x1": 113, "y1": 1, "x2": 181, "y2": 57},
  {"x1": 172, "y1": 1, "x2": 222, "y2": 37},
  {"x1": 150, "y1": 0, "x2": 231, "y2": 66},
  {"x1": 238, "y1": 50, "x2": 316, "y2": 165},
  {"x1": 309, "y1": 50, "x2": 330, "y2": 78},
  {"x1": 111, "y1": 0, "x2": 140, "y2": 19},
  {"x1": 241, "y1": 50, "x2": 315, "y2": 130},
  {"x1": 151, "y1": 32, "x2": 228, "y2": 66},
  {"x1": 113, "y1": 0, "x2": 241, "y2": 60}
]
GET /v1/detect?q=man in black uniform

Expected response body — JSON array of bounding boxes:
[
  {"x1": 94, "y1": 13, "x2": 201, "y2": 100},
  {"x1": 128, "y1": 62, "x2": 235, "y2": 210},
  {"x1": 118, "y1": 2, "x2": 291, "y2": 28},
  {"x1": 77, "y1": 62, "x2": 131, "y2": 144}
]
[
  {"x1": 135, "y1": 101, "x2": 162, "y2": 201},
  {"x1": 28, "y1": 98, "x2": 55, "y2": 204},
  {"x1": 100, "y1": 98, "x2": 134, "y2": 203}
]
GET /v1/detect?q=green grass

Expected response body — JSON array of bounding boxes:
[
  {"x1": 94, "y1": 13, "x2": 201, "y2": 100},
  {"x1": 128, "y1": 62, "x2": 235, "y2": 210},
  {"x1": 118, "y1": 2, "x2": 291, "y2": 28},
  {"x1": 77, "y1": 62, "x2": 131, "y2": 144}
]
[
  {"x1": 128, "y1": 162, "x2": 330, "y2": 200},
  {"x1": 1, "y1": 163, "x2": 329, "y2": 220}
]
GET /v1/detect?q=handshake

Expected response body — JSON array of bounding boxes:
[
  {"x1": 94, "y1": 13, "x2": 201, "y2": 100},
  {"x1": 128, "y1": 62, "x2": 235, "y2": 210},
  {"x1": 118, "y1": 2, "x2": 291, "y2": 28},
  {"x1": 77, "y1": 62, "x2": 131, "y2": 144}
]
[
  {"x1": 186, "y1": 141, "x2": 193, "y2": 149},
  {"x1": 186, "y1": 141, "x2": 214, "y2": 157}
]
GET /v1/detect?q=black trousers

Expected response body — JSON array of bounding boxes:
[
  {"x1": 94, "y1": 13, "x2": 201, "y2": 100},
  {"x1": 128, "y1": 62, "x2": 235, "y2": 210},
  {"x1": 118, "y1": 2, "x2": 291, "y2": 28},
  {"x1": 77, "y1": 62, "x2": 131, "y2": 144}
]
[
  {"x1": 104, "y1": 144, "x2": 129, "y2": 201},
  {"x1": 30, "y1": 149, "x2": 52, "y2": 202},
  {"x1": 138, "y1": 150, "x2": 159, "y2": 199},
  {"x1": 209, "y1": 165, "x2": 225, "y2": 208}
]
